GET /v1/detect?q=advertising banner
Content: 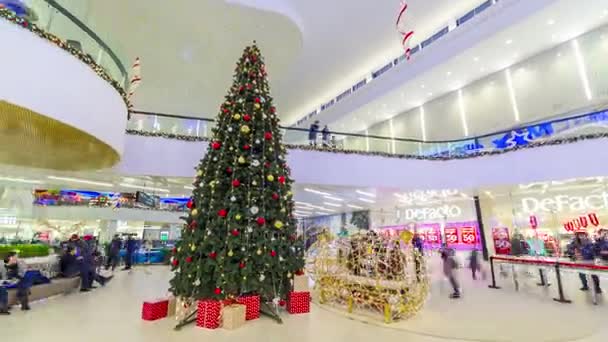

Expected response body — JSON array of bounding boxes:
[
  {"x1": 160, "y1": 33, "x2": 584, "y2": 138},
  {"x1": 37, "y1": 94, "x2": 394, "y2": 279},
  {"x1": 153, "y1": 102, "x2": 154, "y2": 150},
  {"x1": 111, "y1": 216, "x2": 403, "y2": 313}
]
[
  {"x1": 445, "y1": 221, "x2": 481, "y2": 250},
  {"x1": 492, "y1": 227, "x2": 511, "y2": 255}
]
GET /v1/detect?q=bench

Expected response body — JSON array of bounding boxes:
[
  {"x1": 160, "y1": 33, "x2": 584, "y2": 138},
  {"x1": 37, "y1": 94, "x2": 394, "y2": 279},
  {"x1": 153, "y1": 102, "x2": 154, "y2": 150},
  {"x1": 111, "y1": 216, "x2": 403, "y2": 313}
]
[{"x1": 7, "y1": 277, "x2": 80, "y2": 306}]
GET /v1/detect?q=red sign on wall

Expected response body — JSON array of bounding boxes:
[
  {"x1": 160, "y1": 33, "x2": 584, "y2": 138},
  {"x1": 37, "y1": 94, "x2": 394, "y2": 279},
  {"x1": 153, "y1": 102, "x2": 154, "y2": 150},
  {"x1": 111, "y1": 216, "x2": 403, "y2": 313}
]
[
  {"x1": 529, "y1": 215, "x2": 538, "y2": 229},
  {"x1": 444, "y1": 227, "x2": 459, "y2": 245},
  {"x1": 492, "y1": 227, "x2": 511, "y2": 255},
  {"x1": 563, "y1": 213, "x2": 601, "y2": 232},
  {"x1": 460, "y1": 226, "x2": 478, "y2": 245}
]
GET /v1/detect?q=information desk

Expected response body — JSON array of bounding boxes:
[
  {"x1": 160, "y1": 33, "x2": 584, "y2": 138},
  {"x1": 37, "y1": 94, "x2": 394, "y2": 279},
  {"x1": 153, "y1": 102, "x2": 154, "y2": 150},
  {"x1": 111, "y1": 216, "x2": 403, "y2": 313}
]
[{"x1": 488, "y1": 255, "x2": 608, "y2": 305}]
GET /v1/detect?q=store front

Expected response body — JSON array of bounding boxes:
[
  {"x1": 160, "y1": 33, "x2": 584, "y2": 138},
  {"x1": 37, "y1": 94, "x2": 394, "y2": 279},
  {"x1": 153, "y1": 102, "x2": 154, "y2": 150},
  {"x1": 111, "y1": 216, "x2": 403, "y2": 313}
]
[{"x1": 480, "y1": 178, "x2": 608, "y2": 257}]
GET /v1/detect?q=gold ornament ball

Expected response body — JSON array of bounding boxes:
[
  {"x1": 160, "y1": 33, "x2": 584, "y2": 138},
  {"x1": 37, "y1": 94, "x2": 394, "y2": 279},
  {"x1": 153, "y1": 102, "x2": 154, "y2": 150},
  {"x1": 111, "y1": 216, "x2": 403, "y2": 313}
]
[
  {"x1": 235, "y1": 214, "x2": 242, "y2": 221},
  {"x1": 256, "y1": 249, "x2": 262, "y2": 255},
  {"x1": 191, "y1": 209, "x2": 198, "y2": 216},
  {"x1": 274, "y1": 220, "x2": 284, "y2": 229},
  {"x1": 197, "y1": 170, "x2": 203, "y2": 176},
  {"x1": 280, "y1": 208, "x2": 286, "y2": 213},
  {"x1": 233, "y1": 113, "x2": 241, "y2": 120},
  {"x1": 254, "y1": 103, "x2": 261, "y2": 110},
  {"x1": 191, "y1": 245, "x2": 196, "y2": 251},
  {"x1": 177, "y1": 247, "x2": 181, "y2": 252},
  {"x1": 267, "y1": 175, "x2": 275, "y2": 182},
  {"x1": 228, "y1": 250, "x2": 234, "y2": 257},
  {"x1": 238, "y1": 156, "x2": 246, "y2": 164},
  {"x1": 241, "y1": 125, "x2": 251, "y2": 134}
]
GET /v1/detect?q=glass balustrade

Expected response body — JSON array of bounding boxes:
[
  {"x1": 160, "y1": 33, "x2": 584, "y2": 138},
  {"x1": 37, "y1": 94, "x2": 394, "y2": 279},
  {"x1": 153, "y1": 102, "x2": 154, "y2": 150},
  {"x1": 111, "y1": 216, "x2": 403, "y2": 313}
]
[
  {"x1": 16, "y1": 0, "x2": 128, "y2": 87},
  {"x1": 126, "y1": 108, "x2": 608, "y2": 159}
]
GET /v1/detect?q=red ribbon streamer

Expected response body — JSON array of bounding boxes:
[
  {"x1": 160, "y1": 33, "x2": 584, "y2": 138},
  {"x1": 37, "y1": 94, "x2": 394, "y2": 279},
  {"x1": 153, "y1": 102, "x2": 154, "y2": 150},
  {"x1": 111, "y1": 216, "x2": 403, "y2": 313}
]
[{"x1": 396, "y1": 2, "x2": 414, "y2": 59}]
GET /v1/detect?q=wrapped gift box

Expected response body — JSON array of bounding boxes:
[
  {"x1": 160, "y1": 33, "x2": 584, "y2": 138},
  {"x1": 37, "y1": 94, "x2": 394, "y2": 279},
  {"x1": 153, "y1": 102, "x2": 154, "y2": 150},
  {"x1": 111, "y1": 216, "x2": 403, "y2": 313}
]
[
  {"x1": 197, "y1": 300, "x2": 222, "y2": 329},
  {"x1": 287, "y1": 291, "x2": 310, "y2": 314},
  {"x1": 142, "y1": 299, "x2": 169, "y2": 321},
  {"x1": 221, "y1": 304, "x2": 246, "y2": 330},
  {"x1": 293, "y1": 275, "x2": 309, "y2": 292},
  {"x1": 176, "y1": 297, "x2": 196, "y2": 321},
  {"x1": 167, "y1": 296, "x2": 177, "y2": 316},
  {"x1": 237, "y1": 295, "x2": 260, "y2": 320}
]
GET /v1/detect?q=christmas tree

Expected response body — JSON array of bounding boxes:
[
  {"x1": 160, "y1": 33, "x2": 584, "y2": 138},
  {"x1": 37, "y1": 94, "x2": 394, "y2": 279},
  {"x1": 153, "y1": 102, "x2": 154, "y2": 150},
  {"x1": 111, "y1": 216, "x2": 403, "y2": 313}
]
[{"x1": 169, "y1": 44, "x2": 305, "y2": 318}]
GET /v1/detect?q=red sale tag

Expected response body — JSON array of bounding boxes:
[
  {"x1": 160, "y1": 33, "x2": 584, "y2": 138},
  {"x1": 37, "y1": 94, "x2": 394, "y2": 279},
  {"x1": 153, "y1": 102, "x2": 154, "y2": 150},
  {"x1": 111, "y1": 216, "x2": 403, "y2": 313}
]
[
  {"x1": 445, "y1": 228, "x2": 458, "y2": 245},
  {"x1": 460, "y1": 227, "x2": 477, "y2": 245}
]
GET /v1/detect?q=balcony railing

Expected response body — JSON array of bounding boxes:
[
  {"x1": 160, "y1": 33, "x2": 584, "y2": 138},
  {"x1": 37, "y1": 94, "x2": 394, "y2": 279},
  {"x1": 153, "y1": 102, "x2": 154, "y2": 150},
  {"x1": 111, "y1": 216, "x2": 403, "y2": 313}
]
[{"x1": 126, "y1": 107, "x2": 608, "y2": 160}]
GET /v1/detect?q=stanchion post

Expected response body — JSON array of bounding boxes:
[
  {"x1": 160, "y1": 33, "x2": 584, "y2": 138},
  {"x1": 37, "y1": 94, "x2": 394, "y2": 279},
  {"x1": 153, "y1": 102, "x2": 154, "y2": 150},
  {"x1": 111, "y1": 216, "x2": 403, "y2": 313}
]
[
  {"x1": 552, "y1": 262, "x2": 572, "y2": 304},
  {"x1": 488, "y1": 256, "x2": 501, "y2": 289},
  {"x1": 537, "y1": 268, "x2": 550, "y2": 287}
]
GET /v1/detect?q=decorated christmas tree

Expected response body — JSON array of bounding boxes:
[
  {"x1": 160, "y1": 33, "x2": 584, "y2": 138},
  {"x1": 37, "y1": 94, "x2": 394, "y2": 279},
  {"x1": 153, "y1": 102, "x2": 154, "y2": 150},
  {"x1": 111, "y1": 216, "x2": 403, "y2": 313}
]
[{"x1": 169, "y1": 44, "x2": 305, "y2": 321}]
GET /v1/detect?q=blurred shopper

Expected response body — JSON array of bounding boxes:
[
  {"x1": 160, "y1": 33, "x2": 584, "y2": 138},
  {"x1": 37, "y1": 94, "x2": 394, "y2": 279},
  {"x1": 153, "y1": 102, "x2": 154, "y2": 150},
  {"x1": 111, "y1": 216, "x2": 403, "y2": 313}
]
[
  {"x1": 4, "y1": 252, "x2": 31, "y2": 310},
  {"x1": 441, "y1": 248, "x2": 460, "y2": 299},
  {"x1": 105, "y1": 234, "x2": 122, "y2": 271},
  {"x1": 412, "y1": 233, "x2": 424, "y2": 282},
  {"x1": 309, "y1": 120, "x2": 320, "y2": 146},
  {"x1": 123, "y1": 235, "x2": 137, "y2": 270},
  {"x1": 596, "y1": 229, "x2": 608, "y2": 262},
  {"x1": 60, "y1": 246, "x2": 80, "y2": 278},
  {"x1": 322, "y1": 125, "x2": 331, "y2": 147},
  {"x1": 469, "y1": 249, "x2": 481, "y2": 280},
  {"x1": 567, "y1": 231, "x2": 601, "y2": 293},
  {"x1": 0, "y1": 261, "x2": 9, "y2": 314}
]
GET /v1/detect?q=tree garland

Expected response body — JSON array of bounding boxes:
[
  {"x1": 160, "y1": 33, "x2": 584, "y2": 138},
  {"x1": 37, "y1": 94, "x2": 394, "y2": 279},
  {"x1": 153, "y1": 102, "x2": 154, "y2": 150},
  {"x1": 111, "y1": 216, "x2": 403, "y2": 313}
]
[
  {"x1": 124, "y1": 129, "x2": 608, "y2": 161},
  {"x1": 0, "y1": 8, "x2": 130, "y2": 108}
]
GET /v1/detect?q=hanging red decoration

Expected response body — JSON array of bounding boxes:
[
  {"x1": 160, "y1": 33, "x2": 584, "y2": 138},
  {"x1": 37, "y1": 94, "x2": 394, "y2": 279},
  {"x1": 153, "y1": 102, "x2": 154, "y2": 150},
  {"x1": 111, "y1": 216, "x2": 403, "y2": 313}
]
[
  {"x1": 264, "y1": 132, "x2": 272, "y2": 140},
  {"x1": 246, "y1": 83, "x2": 253, "y2": 90},
  {"x1": 270, "y1": 250, "x2": 277, "y2": 257},
  {"x1": 189, "y1": 221, "x2": 197, "y2": 230},
  {"x1": 232, "y1": 179, "x2": 241, "y2": 187},
  {"x1": 279, "y1": 299, "x2": 286, "y2": 307},
  {"x1": 295, "y1": 269, "x2": 305, "y2": 276},
  {"x1": 214, "y1": 288, "x2": 222, "y2": 295},
  {"x1": 243, "y1": 114, "x2": 251, "y2": 122},
  {"x1": 211, "y1": 141, "x2": 221, "y2": 150},
  {"x1": 186, "y1": 256, "x2": 193, "y2": 263},
  {"x1": 264, "y1": 162, "x2": 271, "y2": 168},
  {"x1": 186, "y1": 199, "x2": 194, "y2": 209},
  {"x1": 172, "y1": 248, "x2": 177, "y2": 254},
  {"x1": 239, "y1": 262, "x2": 246, "y2": 269},
  {"x1": 270, "y1": 107, "x2": 276, "y2": 114},
  {"x1": 396, "y1": 2, "x2": 415, "y2": 59},
  {"x1": 239, "y1": 86, "x2": 244, "y2": 92},
  {"x1": 218, "y1": 209, "x2": 228, "y2": 217},
  {"x1": 232, "y1": 229, "x2": 240, "y2": 237},
  {"x1": 172, "y1": 258, "x2": 179, "y2": 266},
  {"x1": 254, "y1": 97, "x2": 261, "y2": 103},
  {"x1": 257, "y1": 217, "x2": 266, "y2": 225},
  {"x1": 209, "y1": 252, "x2": 217, "y2": 259},
  {"x1": 226, "y1": 167, "x2": 233, "y2": 174},
  {"x1": 278, "y1": 176, "x2": 286, "y2": 184},
  {"x1": 272, "y1": 193, "x2": 280, "y2": 200},
  {"x1": 243, "y1": 144, "x2": 251, "y2": 151}
]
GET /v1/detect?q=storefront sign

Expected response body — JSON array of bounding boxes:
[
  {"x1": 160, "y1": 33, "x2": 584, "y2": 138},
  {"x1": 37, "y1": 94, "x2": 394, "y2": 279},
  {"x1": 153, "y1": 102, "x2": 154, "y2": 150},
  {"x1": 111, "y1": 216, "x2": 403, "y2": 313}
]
[
  {"x1": 492, "y1": 227, "x2": 511, "y2": 255},
  {"x1": 521, "y1": 192, "x2": 608, "y2": 213},
  {"x1": 445, "y1": 221, "x2": 481, "y2": 250},
  {"x1": 403, "y1": 204, "x2": 462, "y2": 221}
]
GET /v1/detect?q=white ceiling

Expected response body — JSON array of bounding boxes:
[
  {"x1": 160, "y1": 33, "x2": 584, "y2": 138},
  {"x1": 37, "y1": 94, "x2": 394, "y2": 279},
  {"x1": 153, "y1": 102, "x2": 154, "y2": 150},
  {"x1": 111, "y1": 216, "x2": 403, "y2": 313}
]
[
  {"x1": 327, "y1": 0, "x2": 608, "y2": 134},
  {"x1": 85, "y1": 0, "x2": 485, "y2": 122}
]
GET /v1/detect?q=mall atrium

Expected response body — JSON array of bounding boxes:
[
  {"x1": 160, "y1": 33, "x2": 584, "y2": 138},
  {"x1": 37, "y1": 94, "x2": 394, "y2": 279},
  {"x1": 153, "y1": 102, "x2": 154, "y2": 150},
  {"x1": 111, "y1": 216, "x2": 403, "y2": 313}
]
[{"x1": 2, "y1": 0, "x2": 608, "y2": 341}]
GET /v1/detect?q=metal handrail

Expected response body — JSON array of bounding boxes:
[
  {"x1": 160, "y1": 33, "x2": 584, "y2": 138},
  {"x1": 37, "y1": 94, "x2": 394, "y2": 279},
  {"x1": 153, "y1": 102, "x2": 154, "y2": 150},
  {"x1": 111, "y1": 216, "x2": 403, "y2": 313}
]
[
  {"x1": 129, "y1": 108, "x2": 608, "y2": 145},
  {"x1": 44, "y1": 0, "x2": 127, "y2": 87}
]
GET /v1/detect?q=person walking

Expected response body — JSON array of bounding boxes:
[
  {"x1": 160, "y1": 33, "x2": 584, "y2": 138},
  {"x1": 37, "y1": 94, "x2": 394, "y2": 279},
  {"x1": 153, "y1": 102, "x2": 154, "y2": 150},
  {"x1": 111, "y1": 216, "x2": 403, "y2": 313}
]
[
  {"x1": 123, "y1": 235, "x2": 137, "y2": 270},
  {"x1": 309, "y1": 120, "x2": 320, "y2": 146},
  {"x1": 105, "y1": 234, "x2": 122, "y2": 271},
  {"x1": 441, "y1": 248, "x2": 460, "y2": 299},
  {"x1": 567, "y1": 231, "x2": 601, "y2": 293},
  {"x1": 322, "y1": 125, "x2": 331, "y2": 147},
  {"x1": 0, "y1": 261, "x2": 10, "y2": 315},
  {"x1": 412, "y1": 233, "x2": 424, "y2": 282},
  {"x1": 469, "y1": 249, "x2": 481, "y2": 280}
]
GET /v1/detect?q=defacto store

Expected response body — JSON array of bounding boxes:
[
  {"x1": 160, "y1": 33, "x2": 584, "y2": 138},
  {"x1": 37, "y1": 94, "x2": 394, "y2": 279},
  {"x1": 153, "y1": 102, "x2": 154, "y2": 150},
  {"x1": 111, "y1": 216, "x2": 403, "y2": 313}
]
[{"x1": 479, "y1": 179, "x2": 608, "y2": 257}]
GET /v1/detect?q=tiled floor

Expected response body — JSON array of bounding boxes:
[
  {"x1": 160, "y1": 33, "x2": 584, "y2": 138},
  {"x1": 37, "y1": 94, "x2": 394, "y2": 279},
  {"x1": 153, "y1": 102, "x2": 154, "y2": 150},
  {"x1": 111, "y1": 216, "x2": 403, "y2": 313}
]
[{"x1": 3, "y1": 259, "x2": 608, "y2": 342}]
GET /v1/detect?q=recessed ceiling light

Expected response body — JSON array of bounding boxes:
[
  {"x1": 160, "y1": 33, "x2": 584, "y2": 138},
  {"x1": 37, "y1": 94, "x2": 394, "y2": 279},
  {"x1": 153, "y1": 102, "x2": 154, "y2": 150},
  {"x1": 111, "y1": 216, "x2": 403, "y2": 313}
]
[
  {"x1": 420, "y1": 84, "x2": 425, "y2": 89},
  {"x1": 356, "y1": 190, "x2": 376, "y2": 198},
  {"x1": 446, "y1": 71, "x2": 452, "y2": 76},
  {"x1": 505, "y1": 39, "x2": 513, "y2": 45},
  {"x1": 557, "y1": 52, "x2": 562, "y2": 57},
  {"x1": 427, "y1": 92, "x2": 433, "y2": 96},
  {"x1": 473, "y1": 57, "x2": 479, "y2": 62},
  {"x1": 547, "y1": 19, "x2": 555, "y2": 25},
  {"x1": 480, "y1": 67, "x2": 486, "y2": 72}
]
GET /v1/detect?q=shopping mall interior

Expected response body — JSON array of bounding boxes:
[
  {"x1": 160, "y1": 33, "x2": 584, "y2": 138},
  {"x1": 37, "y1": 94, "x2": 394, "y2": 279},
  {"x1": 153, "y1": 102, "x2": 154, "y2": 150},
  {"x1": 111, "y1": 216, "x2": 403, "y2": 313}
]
[{"x1": 2, "y1": 0, "x2": 608, "y2": 341}]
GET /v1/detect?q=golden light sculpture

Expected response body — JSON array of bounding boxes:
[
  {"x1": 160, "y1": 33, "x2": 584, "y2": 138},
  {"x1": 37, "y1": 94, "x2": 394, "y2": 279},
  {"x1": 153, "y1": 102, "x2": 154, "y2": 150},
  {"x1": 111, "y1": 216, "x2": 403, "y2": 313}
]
[
  {"x1": 0, "y1": 100, "x2": 119, "y2": 170},
  {"x1": 308, "y1": 230, "x2": 429, "y2": 324}
]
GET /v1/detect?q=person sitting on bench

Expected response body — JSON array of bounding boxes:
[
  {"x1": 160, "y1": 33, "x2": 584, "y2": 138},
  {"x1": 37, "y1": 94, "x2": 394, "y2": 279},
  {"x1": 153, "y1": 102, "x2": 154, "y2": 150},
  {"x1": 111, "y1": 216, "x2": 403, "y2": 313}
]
[
  {"x1": 60, "y1": 246, "x2": 80, "y2": 278},
  {"x1": 4, "y1": 252, "x2": 31, "y2": 310}
]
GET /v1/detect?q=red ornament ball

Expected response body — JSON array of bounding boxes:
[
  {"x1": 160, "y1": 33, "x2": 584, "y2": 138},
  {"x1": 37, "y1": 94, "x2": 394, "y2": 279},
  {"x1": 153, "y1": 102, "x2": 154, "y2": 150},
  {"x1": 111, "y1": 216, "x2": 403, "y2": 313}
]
[
  {"x1": 254, "y1": 97, "x2": 261, "y2": 104},
  {"x1": 172, "y1": 258, "x2": 179, "y2": 266},
  {"x1": 232, "y1": 179, "x2": 241, "y2": 187},
  {"x1": 209, "y1": 252, "x2": 217, "y2": 259},
  {"x1": 264, "y1": 162, "x2": 271, "y2": 168},
  {"x1": 278, "y1": 176, "x2": 286, "y2": 184},
  {"x1": 189, "y1": 221, "x2": 196, "y2": 230},
  {"x1": 239, "y1": 262, "x2": 246, "y2": 269},
  {"x1": 211, "y1": 141, "x2": 221, "y2": 150},
  {"x1": 270, "y1": 250, "x2": 277, "y2": 257},
  {"x1": 171, "y1": 248, "x2": 177, "y2": 254},
  {"x1": 226, "y1": 167, "x2": 233, "y2": 174},
  {"x1": 243, "y1": 144, "x2": 251, "y2": 151},
  {"x1": 218, "y1": 209, "x2": 228, "y2": 217},
  {"x1": 232, "y1": 229, "x2": 240, "y2": 237},
  {"x1": 243, "y1": 114, "x2": 251, "y2": 122},
  {"x1": 264, "y1": 132, "x2": 272, "y2": 140},
  {"x1": 279, "y1": 300, "x2": 286, "y2": 307},
  {"x1": 214, "y1": 288, "x2": 222, "y2": 295},
  {"x1": 295, "y1": 269, "x2": 305, "y2": 276},
  {"x1": 257, "y1": 217, "x2": 266, "y2": 225},
  {"x1": 186, "y1": 199, "x2": 194, "y2": 209},
  {"x1": 272, "y1": 193, "x2": 280, "y2": 200},
  {"x1": 270, "y1": 107, "x2": 276, "y2": 113},
  {"x1": 185, "y1": 256, "x2": 193, "y2": 263}
]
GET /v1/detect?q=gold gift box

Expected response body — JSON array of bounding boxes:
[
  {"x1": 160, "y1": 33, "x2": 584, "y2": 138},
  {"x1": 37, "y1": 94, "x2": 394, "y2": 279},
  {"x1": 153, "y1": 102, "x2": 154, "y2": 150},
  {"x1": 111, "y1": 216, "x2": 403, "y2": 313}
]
[{"x1": 222, "y1": 304, "x2": 246, "y2": 330}]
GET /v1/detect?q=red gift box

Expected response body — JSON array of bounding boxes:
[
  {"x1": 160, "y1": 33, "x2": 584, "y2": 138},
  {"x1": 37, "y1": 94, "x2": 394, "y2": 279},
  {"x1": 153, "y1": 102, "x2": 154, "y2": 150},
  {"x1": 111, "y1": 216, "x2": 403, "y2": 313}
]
[
  {"x1": 196, "y1": 300, "x2": 222, "y2": 329},
  {"x1": 142, "y1": 299, "x2": 169, "y2": 321},
  {"x1": 237, "y1": 295, "x2": 260, "y2": 320},
  {"x1": 287, "y1": 291, "x2": 310, "y2": 314}
]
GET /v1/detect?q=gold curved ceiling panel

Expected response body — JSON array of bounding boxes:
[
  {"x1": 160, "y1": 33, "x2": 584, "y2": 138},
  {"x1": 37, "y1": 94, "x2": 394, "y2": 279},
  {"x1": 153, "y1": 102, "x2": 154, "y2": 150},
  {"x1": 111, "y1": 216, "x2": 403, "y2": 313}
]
[{"x1": 0, "y1": 100, "x2": 119, "y2": 170}]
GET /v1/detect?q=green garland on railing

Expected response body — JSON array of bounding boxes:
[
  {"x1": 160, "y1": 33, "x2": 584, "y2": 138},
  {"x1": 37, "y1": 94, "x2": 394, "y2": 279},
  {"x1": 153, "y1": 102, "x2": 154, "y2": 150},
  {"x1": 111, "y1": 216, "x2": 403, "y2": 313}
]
[
  {"x1": 0, "y1": 8, "x2": 130, "y2": 109},
  {"x1": 124, "y1": 129, "x2": 608, "y2": 161}
]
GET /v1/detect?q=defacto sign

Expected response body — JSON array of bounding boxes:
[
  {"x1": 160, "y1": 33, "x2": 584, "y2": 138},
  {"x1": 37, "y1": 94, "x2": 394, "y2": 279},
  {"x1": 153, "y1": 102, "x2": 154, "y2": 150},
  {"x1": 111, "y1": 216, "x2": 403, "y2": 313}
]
[
  {"x1": 521, "y1": 192, "x2": 608, "y2": 213},
  {"x1": 403, "y1": 204, "x2": 462, "y2": 221}
]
